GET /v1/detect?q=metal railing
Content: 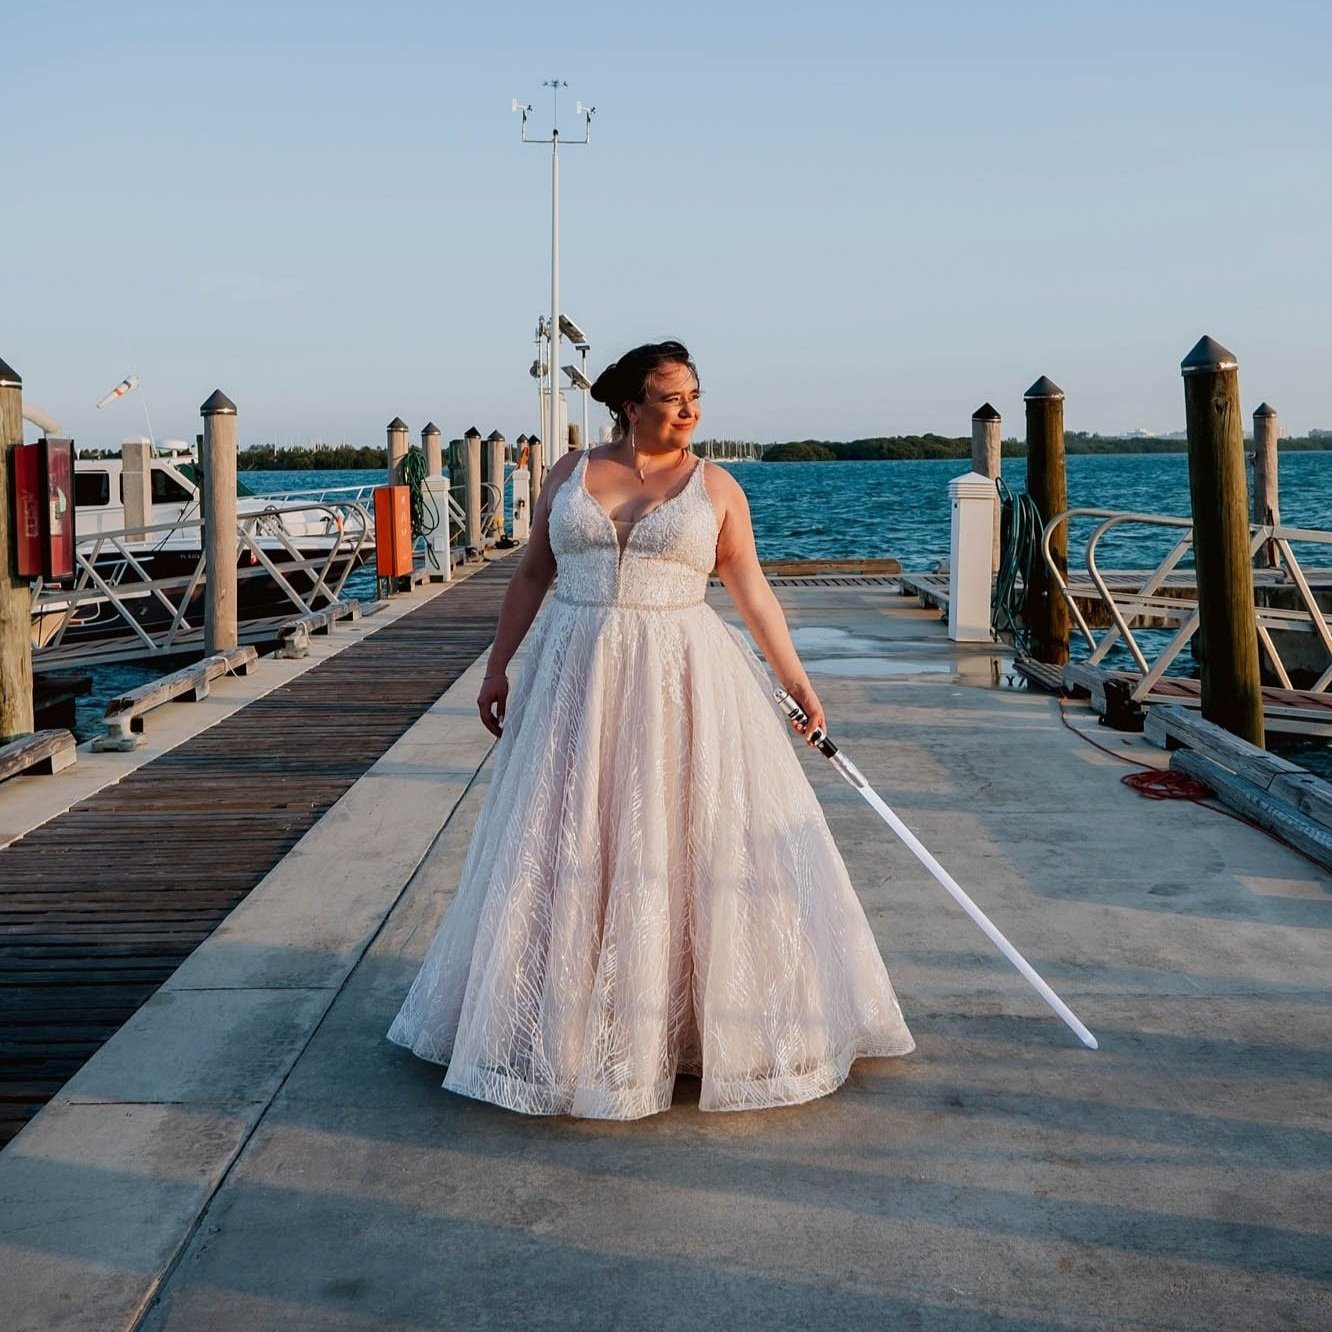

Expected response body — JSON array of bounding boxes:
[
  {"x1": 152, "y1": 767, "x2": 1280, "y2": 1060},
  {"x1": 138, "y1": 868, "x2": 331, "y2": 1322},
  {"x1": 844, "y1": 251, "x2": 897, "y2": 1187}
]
[
  {"x1": 1042, "y1": 508, "x2": 1332, "y2": 701},
  {"x1": 31, "y1": 500, "x2": 370, "y2": 668}
]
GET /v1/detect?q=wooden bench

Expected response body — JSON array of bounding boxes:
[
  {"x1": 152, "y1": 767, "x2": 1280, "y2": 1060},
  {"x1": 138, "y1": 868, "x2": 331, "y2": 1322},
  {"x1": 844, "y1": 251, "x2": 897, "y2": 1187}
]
[
  {"x1": 275, "y1": 599, "x2": 362, "y2": 659},
  {"x1": 0, "y1": 729, "x2": 77, "y2": 783},
  {"x1": 92, "y1": 645, "x2": 259, "y2": 751}
]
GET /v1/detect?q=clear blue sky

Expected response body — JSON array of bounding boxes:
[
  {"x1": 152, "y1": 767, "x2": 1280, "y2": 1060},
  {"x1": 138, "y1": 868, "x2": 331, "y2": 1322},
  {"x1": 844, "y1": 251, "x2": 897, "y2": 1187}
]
[{"x1": 10, "y1": 0, "x2": 1331, "y2": 448}]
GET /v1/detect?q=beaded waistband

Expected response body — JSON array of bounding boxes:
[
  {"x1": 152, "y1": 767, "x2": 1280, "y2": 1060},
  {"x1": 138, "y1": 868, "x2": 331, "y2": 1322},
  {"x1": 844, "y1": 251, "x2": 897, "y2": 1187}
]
[{"x1": 552, "y1": 591, "x2": 705, "y2": 611}]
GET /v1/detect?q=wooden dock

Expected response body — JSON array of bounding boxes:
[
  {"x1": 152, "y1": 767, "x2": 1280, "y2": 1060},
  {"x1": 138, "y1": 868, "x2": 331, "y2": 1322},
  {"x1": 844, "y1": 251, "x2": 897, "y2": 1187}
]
[
  {"x1": 898, "y1": 566, "x2": 1332, "y2": 627},
  {"x1": 1063, "y1": 661, "x2": 1332, "y2": 737},
  {"x1": 0, "y1": 559, "x2": 514, "y2": 1148}
]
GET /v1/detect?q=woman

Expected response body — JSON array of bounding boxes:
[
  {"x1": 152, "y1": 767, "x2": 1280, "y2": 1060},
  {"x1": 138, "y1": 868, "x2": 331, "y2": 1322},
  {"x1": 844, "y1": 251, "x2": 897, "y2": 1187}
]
[{"x1": 387, "y1": 340, "x2": 913, "y2": 1118}]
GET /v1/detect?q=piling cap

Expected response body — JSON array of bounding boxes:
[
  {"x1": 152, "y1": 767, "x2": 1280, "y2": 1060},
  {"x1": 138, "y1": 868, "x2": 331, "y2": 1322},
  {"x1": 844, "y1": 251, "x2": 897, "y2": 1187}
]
[
  {"x1": 972, "y1": 402, "x2": 1001, "y2": 421},
  {"x1": 387, "y1": 416, "x2": 409, "y2": 432},
  {"x1": 528, "y1": 435, "x2": 541, "y2": 446},
  {"x1": 1180, "y1": 335, "x2": 1238, "y2": 377},
  {"x1": 0, "y1": 356, "x2": 21, "y2": 388},
  {"x1": 487, "y1": 429, "x2": 506, "y2": 442},
  {"x1": 1253, "y1": 401, "x2": 1277, "y2": 418},
  {"x1": 1023, "y1": 376, "x2": 1064, "y2": 401},
  {"x1": 422, "y1": 421, "x2": 440, "y2": 437},
  {"x1": 200, "y1": 389, "x2": 237, "y2": 416},
  {"x1": 464, "y1": 425, "x2": 482, "y2": 439},
  {"x1": 516, "y1": 433, "x2": 528, "y2": 444}
]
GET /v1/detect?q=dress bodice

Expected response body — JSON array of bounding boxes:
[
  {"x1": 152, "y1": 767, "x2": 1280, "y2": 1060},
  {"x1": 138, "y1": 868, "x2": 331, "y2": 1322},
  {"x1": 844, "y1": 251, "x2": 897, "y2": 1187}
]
[{"x1": 548, "y1": 453, "x2": 719, "y2": 609}]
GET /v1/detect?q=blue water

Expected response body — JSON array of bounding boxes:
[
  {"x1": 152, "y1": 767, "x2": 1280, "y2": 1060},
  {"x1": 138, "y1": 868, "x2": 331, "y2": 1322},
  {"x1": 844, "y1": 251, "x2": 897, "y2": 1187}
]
[
  {"x1": 242, "y1": 453, "x2": 1332, "y2": 571},
  {"x1": 71, "y1": 454, "x2": 1332, "y2": 775}
]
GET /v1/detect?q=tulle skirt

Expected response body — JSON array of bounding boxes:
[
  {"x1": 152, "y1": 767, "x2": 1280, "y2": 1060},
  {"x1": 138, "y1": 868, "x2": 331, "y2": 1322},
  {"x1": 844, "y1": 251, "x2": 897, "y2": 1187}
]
[{"x1": 387, "y1": 596, "x2": 913, "y2": 1119}]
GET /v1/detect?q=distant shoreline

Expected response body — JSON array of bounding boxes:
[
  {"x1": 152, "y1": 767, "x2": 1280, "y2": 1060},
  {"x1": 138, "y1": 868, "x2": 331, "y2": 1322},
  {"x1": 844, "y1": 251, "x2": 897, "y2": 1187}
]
[
  {"x1": 762, "y1": 435, "x2": 1331, "y2": 462},
  {"x1": 209, "y1": 436, "x2": 1331, "y2": 471}
]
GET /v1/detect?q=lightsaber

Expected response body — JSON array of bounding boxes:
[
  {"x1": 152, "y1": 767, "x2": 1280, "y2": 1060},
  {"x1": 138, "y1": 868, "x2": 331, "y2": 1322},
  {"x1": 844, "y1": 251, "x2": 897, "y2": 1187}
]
[{"x1": 775, "y1": 689, "x2": 1098, "y2": 1050}]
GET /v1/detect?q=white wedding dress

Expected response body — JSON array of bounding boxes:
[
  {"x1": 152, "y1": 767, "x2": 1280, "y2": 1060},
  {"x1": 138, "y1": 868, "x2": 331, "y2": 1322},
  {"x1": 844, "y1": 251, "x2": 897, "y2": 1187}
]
[{"x1": 387, "y1": 453, "x2": 913, "y2": 1118}]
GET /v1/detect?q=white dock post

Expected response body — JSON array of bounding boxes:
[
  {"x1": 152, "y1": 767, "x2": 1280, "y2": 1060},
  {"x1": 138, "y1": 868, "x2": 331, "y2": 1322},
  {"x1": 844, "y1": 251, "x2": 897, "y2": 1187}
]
[
  {"x1": 511, "y1": 466, "x2": 531, "y2": 541},
  {"x1": 971, "y1": 402, "x2": 1002, "y2": 572},
  {"x1": 948, "y1": 471, "x2": 997, "y2": 643},
  {"x1": 201, "y1": 390, "x2": 239, "y2": 655}
]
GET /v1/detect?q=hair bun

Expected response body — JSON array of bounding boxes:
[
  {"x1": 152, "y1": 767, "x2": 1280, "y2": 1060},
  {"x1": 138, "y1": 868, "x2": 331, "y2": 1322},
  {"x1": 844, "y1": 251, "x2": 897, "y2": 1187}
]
[{"x1": 589, "y1": 359, "x2": 626, "y2": 408}]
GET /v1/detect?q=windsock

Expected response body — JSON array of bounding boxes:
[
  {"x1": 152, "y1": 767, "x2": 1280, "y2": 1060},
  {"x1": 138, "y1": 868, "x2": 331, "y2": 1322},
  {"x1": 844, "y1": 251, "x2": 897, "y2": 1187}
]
[{"x1": 96, "y1": 374, "x2": 140, "y2": 409}]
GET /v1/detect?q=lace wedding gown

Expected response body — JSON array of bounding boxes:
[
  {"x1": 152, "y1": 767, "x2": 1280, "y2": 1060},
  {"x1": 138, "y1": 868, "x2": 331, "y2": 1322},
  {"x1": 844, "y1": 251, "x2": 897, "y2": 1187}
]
[{"x1": 387, "y1": 453, "x2": 913, "y2": 1118}]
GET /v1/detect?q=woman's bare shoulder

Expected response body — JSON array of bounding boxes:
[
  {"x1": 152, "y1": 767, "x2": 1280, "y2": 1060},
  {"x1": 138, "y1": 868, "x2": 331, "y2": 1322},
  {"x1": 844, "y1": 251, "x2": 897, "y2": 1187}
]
[
  {"x1": 699, "y1": 459, "x2": 749, "y2": 509},
  {"x1": 543, "y1": 448, "x2": 583, "y2": 487}
]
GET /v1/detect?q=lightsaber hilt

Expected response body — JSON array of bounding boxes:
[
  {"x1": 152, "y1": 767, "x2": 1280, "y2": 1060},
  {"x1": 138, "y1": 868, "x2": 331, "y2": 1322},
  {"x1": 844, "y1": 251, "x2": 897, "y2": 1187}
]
[{"x1": 773, "y1": 689, "x2": 839, "y2": 758}]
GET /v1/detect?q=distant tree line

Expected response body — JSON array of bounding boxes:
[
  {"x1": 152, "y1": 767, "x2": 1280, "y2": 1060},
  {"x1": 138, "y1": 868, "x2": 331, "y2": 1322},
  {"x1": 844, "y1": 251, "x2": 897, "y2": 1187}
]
[
  {"x1": 237, "y1": 444, "x2": 388, "y2": 471},
  {"x1": 763, "y1": 436, "x2": 1026, "y2": 462}
]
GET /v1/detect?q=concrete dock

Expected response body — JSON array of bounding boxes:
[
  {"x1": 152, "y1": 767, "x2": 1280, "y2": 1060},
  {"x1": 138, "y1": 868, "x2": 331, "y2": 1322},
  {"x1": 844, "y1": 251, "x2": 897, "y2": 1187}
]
[{"x1": 1, "y1": 576, "x2": 1328, "y2": 1331}]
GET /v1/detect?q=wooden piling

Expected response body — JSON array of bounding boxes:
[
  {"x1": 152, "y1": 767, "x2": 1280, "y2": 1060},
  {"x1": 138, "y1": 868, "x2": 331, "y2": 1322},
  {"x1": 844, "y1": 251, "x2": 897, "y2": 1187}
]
[
  {"x1": 528, "y1": 434, "x2": 544, "y2": 508},
  {"x1": 486, "y1": 431, "x2": 507, "y2": 539},
  {"x1": 201, "y1": 390, "x2": 239, "y2": 655},
  {"x1": 464, "y1": 426, "x2": 483, "y2": 553},
  {"x1": 423, "y1": 422, "x2": 442, "y2": 478},
  {"x1": 971, "y1": 402, "x2": 1002, "y2": 571},
  {"x1": 567, "y1": 422, "x2": 581, "y2": 452},
  {"x1": 386, "y1": 417, "x2": 409, "y2": 485},
  {"x1": 0, "y1": 357, "x2": 34, "y2": 740},
  {"x1": 1252, "y1": 402, "x2": 1280, "y2": 569},
  {"x1": 1181, "y1": 336, "x2": 1264, "y2": 746},
  {"x1": 121, "y1": 437, "x2": 153, "y2": 541},
  {"x1": 1022, "y1": 376, "x2": 1069, "y2": 666}
]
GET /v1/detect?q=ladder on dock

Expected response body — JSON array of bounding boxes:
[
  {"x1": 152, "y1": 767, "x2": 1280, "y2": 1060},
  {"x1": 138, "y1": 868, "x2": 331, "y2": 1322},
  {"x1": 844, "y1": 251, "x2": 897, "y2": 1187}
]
[
  {"x1": 1043, "y1": 509, "x2": 1332, "y2": 736},
  {"x1": 31, "y1": 501, "x2": 371, "y2": 671}
]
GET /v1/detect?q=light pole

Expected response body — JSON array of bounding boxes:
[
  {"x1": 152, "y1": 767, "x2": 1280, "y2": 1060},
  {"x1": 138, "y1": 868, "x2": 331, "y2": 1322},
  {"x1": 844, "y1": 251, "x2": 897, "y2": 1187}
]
[{"x1": 514, "y1": 83, "x2": 594, "y2": 468}]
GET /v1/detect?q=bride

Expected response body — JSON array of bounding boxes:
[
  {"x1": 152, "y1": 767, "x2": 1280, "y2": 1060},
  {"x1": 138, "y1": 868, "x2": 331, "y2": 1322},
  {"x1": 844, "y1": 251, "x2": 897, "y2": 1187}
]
[{"x1": 387, "y1": 340, "x2": 913, "y2": 1118}]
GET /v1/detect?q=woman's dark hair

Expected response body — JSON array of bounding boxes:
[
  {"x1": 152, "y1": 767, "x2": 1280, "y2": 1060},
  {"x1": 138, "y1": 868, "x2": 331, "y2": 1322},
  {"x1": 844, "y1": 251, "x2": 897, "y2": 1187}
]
[{"x1": 589, "y1": 340, "x2": 698, "y2": 434}]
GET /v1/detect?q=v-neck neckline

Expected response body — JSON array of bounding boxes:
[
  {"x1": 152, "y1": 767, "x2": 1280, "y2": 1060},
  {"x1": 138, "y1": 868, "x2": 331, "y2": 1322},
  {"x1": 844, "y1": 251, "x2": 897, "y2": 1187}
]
[{"x1": 579, "y1": 452, "x2": 704, "y2": 558}]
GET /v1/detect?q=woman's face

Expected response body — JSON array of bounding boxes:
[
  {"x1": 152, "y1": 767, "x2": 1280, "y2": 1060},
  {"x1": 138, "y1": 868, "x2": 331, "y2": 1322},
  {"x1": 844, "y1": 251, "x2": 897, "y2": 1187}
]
[{"x1": 626, "y1": 360, "x2": 701, "y2": 449}]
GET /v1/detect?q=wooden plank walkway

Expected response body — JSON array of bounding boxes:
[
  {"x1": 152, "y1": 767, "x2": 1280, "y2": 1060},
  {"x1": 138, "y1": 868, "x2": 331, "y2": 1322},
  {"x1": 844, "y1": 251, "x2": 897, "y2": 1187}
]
[{"x1": 0, "y1": 559, "x2": 514, "y2": 1148}]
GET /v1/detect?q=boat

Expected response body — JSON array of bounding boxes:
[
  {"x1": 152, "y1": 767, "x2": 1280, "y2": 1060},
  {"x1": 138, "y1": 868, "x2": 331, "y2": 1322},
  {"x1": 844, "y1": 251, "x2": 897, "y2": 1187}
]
[{"x1": 30, "y1": 440, "x2": 373, "y2": 660}]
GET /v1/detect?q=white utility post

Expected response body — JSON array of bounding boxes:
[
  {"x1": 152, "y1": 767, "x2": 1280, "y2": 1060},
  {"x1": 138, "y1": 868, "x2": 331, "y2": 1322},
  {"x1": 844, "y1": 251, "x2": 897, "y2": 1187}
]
[{"x1": 948, "y1": 471, "x2": 997, "y2": 643}]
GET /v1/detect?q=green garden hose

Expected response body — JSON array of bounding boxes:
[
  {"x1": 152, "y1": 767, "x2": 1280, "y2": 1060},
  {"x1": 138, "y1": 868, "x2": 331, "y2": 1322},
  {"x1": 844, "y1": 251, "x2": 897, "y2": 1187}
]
[{"x1": 992, "y1": 478, "x2": 1044, "y2": 651}]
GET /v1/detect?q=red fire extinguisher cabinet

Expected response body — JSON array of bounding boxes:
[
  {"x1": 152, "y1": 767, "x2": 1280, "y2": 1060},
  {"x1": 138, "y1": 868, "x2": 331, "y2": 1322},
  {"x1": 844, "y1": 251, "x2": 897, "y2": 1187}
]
[{"x1": 11, "y1": 438, "x2": 75, "y2": 580}]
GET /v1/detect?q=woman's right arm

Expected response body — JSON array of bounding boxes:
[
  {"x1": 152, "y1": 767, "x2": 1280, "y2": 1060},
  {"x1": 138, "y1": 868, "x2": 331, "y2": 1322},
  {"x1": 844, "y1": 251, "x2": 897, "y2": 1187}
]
[{"x1": 477, "y1": 452, "x2": 579, "y2": 736}]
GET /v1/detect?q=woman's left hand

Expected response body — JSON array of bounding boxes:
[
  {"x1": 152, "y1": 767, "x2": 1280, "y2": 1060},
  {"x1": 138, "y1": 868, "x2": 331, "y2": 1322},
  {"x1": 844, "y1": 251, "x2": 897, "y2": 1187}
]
[{"x1": 784, "y1": 680, "x2": 826, "y2": 746}]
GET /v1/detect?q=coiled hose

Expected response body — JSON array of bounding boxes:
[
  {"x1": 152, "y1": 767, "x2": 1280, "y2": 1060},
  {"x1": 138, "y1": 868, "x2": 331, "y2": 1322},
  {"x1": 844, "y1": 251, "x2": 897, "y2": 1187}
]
[
  {"x1": 991, "y1": 477, "x2": 1044, "y2": 651},
  {"x1": 398, "y1": 447, "x2": 446, "y2": 571}
]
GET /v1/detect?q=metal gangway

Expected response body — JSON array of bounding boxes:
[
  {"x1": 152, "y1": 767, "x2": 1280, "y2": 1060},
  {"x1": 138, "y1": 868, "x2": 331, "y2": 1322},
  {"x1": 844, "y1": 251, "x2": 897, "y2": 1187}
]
[
  {"x1": 31, "y1": 500, "x2": 372, "y2": 671},
  {"x1": 1042, "y1": 509, "x2": 1332, "y2": 735}
]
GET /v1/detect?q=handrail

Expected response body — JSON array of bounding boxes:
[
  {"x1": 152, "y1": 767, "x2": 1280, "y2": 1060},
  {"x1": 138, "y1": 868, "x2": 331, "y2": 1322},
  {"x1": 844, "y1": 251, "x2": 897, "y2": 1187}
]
[
  {"x1": 1041, "y1": 508, "x2": 1332, "y2": 702},
  {"x1": 31, "y1": 500, "x2": 370, "y2": 665}
]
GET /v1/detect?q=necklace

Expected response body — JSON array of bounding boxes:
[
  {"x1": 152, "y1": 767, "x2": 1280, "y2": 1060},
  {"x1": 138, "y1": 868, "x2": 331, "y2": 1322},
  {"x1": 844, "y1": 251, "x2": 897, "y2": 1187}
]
[{"x1": 621, "y1": 438, "x2": 689, "y2": 484}]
